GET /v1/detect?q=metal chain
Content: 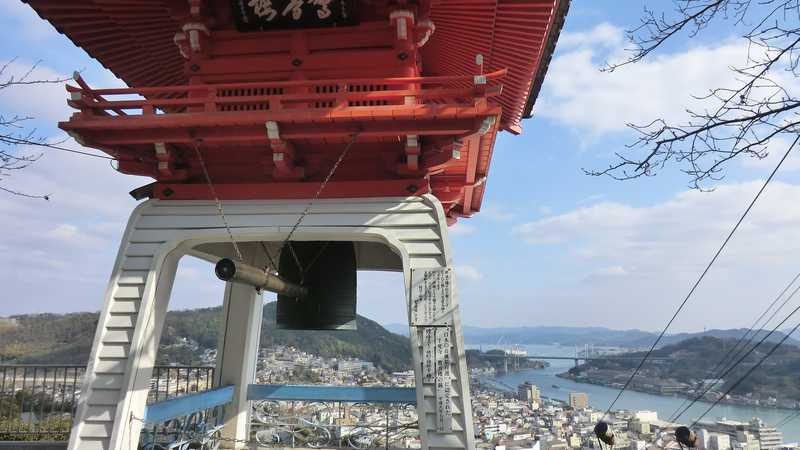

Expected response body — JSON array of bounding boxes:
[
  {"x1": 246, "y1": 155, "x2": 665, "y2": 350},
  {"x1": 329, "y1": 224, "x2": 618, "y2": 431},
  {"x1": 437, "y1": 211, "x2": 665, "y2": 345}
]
[
  {"x1": 279, "y1": 132, "x2": 361, "y2": 273},
  {"x1": 259, "y1": 241, "x2": 279, "y2": 274},
  {"x1": 193, "y1": 141, "x2": 244, "y2": 262},
  {"x1": 301, "y1": 241, "x2": 330, "y2": 284}
]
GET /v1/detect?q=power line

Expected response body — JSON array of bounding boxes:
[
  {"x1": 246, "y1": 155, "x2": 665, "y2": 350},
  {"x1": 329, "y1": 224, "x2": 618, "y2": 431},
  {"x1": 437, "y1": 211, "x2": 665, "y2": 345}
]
[
  {"x1": 667, "y1": 270, "x2": 800, "y2": 422},
  {"x1": 5, "y1": 137, "x2": 123, "y2": 161},
  {"x1": 691, "y1": 317, "x2": 800, "y2": 427},
  {"x1": 777, "y1": 409, "x2": 800, "y2": 428},
  {"x1": 672, "y1": 286, "x2": 800, "y2": 422},
  {"x1": 601, "y1": 134, "x2": 800, "y2": 419}
]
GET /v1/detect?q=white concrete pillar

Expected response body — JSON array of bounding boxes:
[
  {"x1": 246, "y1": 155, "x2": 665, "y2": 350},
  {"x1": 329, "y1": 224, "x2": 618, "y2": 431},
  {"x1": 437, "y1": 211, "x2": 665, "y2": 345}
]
[{"x1": 215, "y1": 280, "x2": 263, "y2": 448}]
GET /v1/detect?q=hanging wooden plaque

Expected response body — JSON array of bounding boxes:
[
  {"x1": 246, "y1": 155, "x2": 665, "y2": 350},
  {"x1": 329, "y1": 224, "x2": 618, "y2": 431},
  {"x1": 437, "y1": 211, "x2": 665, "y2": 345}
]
[{"x1": 231, "y1": 0, "x2": 358, "y2": 32}]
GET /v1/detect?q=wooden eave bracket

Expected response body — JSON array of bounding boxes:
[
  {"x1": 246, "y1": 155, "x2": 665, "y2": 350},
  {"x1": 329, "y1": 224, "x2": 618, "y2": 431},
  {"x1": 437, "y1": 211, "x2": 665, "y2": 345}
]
[
  {"x1": 154, "y1": 142, "x2": 189, "y2": 181},
  {"x1": 174, "y1": 1, "x2": 212, "y2": 60},
  {"x1": 405, "y1": 135, "x2": 420, "y2": 171},
  {"x1": 267, "y1": 121, "x2": 304, "y2": 180}
]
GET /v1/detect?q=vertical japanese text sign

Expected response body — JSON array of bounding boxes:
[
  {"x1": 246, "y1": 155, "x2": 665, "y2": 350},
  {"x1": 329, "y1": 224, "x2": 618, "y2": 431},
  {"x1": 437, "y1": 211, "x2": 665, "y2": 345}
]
[{"x1": 410, "y1": 268, "x2": 453, "y2": 433}]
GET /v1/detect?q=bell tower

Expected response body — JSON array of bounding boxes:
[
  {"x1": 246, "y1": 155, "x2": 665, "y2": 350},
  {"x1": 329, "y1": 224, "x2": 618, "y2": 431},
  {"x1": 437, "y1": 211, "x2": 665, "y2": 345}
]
[{"x1": 22, "y1": 0, "x2": 570, "y2": 448}]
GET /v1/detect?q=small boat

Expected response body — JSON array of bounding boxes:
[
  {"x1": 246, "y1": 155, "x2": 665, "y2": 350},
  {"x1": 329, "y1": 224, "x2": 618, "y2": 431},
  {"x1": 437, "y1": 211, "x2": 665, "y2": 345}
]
[{"x1": 552, "y1": 384, "x2": 560, "y2": 389}]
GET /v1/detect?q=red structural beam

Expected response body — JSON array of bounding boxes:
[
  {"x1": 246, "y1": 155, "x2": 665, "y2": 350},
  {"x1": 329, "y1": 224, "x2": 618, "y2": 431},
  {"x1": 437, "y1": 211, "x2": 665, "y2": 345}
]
[{"x1": 60, "y1": 71, "x2": 503, "y2": 221}]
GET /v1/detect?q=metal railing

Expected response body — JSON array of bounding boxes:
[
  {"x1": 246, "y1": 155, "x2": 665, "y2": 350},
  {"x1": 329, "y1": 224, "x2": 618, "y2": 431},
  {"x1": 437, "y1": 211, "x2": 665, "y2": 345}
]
[
  {"x1": 0, "y1": 365, "x2": 214, "y2": 441},
  {"x1": 0, "y1": 365, "x2": 421, "y2": 448},
  {"x1": 139, "y1": 385, "x2": 232, "y2": 450},
  {"x1": 0, "y1": 365, "x2": 84, "y2": 441},
  {"x1": 250, "y1": 401, "x2": 419, "y2": 449},
  {"x1": 148, "y1": 366, "x2": 216, "y2": 404}
]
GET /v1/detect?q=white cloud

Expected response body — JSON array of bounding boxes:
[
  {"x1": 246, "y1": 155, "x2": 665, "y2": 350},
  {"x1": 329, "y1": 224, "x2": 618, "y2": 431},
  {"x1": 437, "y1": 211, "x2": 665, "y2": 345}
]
[
  {"x1": 177, "y1": 265, "x2": 203, "y2": 279},
  {"x1": 480, "y1": 204, "x2": 515, "y2": 222},
  {"x1": 511, "y1": 181, "x2": 800, "y2": 330},
  {"x1": 170, "y1": 257, "x2": 225, "y2": 311},
  {"x1": 449, "y1": 222, "x2": 477, "y2": 236},
  {"x1": 0, "y1": 138, "x2": 150, "y2": 315},
  {"x1": 538, "y1": 23, "x2": 756, "y2": 135},
  {"x1": 356, "y1": 271, "x2": 406, "y2": 323},
  {"x1": 592, "y1": 265, "x2": 628, "y2": 277},
  {"x1": 456, "y1": 265, "x2": 483, "y2": 281},
  {"x1": 557, "y1": 23, "x2": 624, "y2": 50},
  {"x1": 45, "y1": 223, "x2": 105, "y2": 248},
  {"x1": 5, "y1": 4, "x2": 59, "y2": 42},
  {"x1": 581, "y1": 193, "x2": 605, "y2": 203},
  {"x1": 0, "y1": 60, "x2": 73, "y2": 125},
  {"x1": 740, "y1": 137, "x2": 800, "y2": 172}
]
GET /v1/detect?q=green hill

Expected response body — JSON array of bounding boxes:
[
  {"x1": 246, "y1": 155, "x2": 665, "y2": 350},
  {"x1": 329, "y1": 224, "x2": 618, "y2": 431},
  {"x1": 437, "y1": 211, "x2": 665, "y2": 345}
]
[
  {"x1": 571, "y1": 336, "x2": 800, "y2": 403},
  {"x1": 0, "y1": 302, "x2": 412, "y2": 372}
]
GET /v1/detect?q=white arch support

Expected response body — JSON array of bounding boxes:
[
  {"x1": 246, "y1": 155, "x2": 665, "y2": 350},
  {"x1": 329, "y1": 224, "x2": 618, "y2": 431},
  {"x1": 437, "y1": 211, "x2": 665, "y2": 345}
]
[{"x1": 67, "y1": 194, "x2": 475, "y2": 450}]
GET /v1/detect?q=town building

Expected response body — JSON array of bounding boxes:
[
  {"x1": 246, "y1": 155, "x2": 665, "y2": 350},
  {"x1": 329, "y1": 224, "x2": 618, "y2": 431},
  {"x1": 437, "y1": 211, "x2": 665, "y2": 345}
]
[
  {"x1": 711, "y1": 433, "x2": 732, "y2": 450},
  {"x1": 519, "y1": 382, "x2": 542, "y2": 404},
  {"x1": 750, "y1": 419, "x2": 784, "y2": 450},
  {"x1": 630, "y1": 420, "x2": 651, "y2": 435},
  {"x1": 735, "y1": 431, "x2": 762, "y2": 450},
  {"x1": 699, "y1": 418, "x2": 783, "y2": 450},
  {"x1": 568, "y1": 392, "x2": 589, "y2": 410},
  {"x1": 635, "y1": 411, "x2": 659, "y2": 423},
  {"x1": 698, "y1": 429, "x2": 712, "y2": 449},
  {"x1": 336, "y1": 359, "x2": 374, "y2": 374}
]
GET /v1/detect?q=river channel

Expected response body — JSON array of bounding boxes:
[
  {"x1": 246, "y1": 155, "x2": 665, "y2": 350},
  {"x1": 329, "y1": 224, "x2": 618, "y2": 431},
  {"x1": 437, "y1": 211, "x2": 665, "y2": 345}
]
[{"x1": 470, "y1": 344, "x2": 800, "y2": 442}]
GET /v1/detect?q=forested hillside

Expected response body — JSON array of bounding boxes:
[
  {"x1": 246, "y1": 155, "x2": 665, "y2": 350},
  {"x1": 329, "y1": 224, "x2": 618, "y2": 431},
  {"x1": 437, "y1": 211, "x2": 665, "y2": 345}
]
[
  {"x1": 573, "y1": 336, "x2": 800, "y2": 403},
  {"x1": 0, "y1": 302, "x2": 412, "y2": 372}
]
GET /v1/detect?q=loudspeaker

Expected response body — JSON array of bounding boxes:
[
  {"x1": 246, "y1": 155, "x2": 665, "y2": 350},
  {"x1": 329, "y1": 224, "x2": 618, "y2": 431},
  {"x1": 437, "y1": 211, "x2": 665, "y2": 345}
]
[
  {"x1": 675, "y1": 426, "x2": 697, "y2": 448},
  {"x1": 276, "y1": 241, "x2": 357, "y2": 330},
  {"x1": 594, "y1": 422, "x2": 615, "y2": 446}
]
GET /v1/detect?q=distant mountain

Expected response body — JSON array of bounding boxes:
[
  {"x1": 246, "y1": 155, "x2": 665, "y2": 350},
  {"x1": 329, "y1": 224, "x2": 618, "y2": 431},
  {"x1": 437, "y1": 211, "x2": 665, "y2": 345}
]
[
  {"x1": 0, "y1": 302, "x2": 412, "y2": 372},
  {"x1": 658, "y1": 329, "x2": 800, "y2": 349},
  {"x1": 383, "y1": 324, "x2": 800, "y2": 349}
]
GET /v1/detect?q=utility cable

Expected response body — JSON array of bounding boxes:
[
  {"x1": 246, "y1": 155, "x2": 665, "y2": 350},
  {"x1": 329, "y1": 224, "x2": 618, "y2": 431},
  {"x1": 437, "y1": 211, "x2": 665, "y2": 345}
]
[
  {"x1": 668, "y1": 270, "x2": 800, "y2": 422},
  {"x1": 601, "y1": 134, "x2": 800, "y2": 419},
  {"x1": 777, "y1": 408, "x2": 800, "y2": 428},
  {"x1": 691, "y1": 317, "x2": 800, "y2": 427},
  {"x1": 672, "y1": 286, "x2": 800, "y2": 422},
  {"x1": 5, "y1": 136, "x2": 137, "y2": 161}
]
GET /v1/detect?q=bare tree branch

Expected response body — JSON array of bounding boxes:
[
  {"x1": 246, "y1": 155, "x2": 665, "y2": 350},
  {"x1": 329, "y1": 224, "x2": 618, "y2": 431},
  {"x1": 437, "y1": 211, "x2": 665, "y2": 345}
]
[
  {"x1": 0, "y1": 59, "x2": 72, "y2": 200},
  {"x1": 590, "y1": 0, "x2": 800, "y2": 189}
]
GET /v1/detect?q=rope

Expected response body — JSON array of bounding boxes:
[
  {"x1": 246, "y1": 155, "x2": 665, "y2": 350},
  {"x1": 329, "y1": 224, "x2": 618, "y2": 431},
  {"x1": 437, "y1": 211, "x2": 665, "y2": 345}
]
[
  {"x1": 601, "y1": 134, "x2": 800, "y2": 419},
  {"x1": 192, "y1": 141, "x2": 244, "y2": 262}
]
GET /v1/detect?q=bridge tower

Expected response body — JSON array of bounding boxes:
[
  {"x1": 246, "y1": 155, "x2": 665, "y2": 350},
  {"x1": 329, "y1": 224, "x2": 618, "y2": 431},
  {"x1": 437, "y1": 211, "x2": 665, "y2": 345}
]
[{"x1": 23, "y1": 1, "x2": 569, "y2": 449}]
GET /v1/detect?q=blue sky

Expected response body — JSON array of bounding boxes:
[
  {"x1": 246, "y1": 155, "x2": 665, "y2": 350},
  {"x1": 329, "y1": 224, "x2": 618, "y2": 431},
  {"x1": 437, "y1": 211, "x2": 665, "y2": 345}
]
[{"x1": 2, "y1": 1, "x2": 800, "y2": 332}]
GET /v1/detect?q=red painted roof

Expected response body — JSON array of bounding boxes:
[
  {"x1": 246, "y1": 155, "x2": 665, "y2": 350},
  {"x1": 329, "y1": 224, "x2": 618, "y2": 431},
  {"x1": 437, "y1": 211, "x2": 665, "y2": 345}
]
[{"x1": 23, "y1": 0, "x2": 568, "y2": 220}]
